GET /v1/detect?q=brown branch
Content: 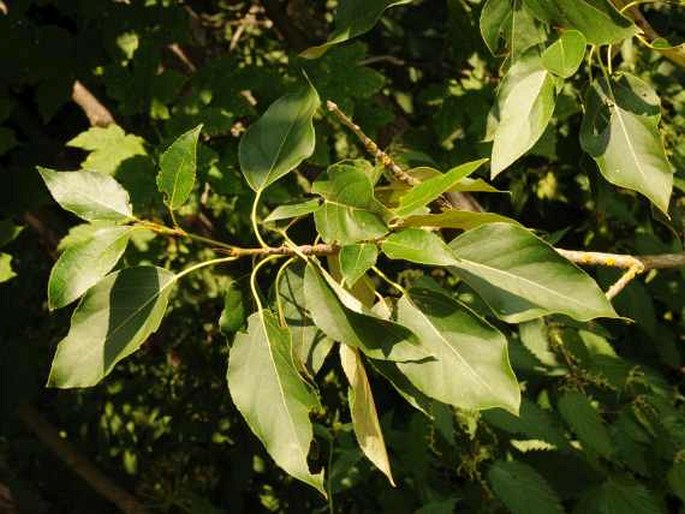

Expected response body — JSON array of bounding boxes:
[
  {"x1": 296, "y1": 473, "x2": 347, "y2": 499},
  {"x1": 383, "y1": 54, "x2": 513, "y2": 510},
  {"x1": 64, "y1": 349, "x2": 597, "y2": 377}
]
[
  {"x1": 610, "y1": 0, "x2": 685, "y2": 69},
  {"x1": 326, "y1": 100, "x2": 456, "y2": 212},
  {"x1": 555, "y1": 248, "x2": 685, "y2": 271},
  {"x1": 71, "y1": 81, "x2": 115, "y2": 127},
  {"x1": 16, "y1": 404, "x2": 148, "y2": 514}
]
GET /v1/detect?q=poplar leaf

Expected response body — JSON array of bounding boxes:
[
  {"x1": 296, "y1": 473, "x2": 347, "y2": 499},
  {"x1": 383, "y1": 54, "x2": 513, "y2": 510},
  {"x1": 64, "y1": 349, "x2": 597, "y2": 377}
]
[{"x1": 156, "y1": 124, "x2": 202, "y2": 210}]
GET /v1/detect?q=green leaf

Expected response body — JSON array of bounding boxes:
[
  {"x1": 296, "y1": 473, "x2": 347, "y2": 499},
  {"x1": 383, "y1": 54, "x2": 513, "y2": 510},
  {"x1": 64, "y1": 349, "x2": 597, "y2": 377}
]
[
  {"x1": 313, "y1": 160, "x2": 388, "y2": 245},
  {"x1": 396, "y1": 285, "x2": 520, "y2": 413},
  {"x1": 480, "y1": 0, "x2": 511, "y2": 55},
  {"x1": 557, "y1": 391, "x2": 613, "y2": 457},
  {"x1": 67, "y1": 124, "x2": 148, "y2": 176},
  {"x1": 264, "y1": 199, "x2": 321, "y2": 223},
  {"x1": 667, "y1": 461, "x2": 685, "y2": 502},
  {"x1": 47, "y1": 266, "x2": 176, "y2": 388},
  {"x1": 542, "y1": 30, "x2": 586, "y2": 78},
  {"x1": 393, "y1": 159, "x2": 488, "y2": 217},
  {"x1": 239, "y1": 83, "x2": 320, "y2": 192},
  {"x1": 219, "y1": 281, "x2": 246, "y2": 334},
  {"x1": 574, "y1": 477, "x2": 662, "y2": 514},
  {"x1": 278, "y1": 264, "x2": 334, "y2": 377},
  {"x1": 156, "y1": 124, "x2": 202, "y2": 210},
  {"x1": 339, "y1": 244, "x2": 378, "y2": 286},
  {"x1": 303, "y1": 263, "x2": 426, "y2": 362},
  {"x1": 48, "y1": 225, "x2": 134, "y2": 310},
  {"x1": 300, "y1": 0, "x2": 413, "y2": 59},
  {"x1": 370, "y1": 360, "x2": 434, "y2": 417},
  {"x1": 415, "y1": 499, "x2": 458, "y2": 514},
  {"x1": 523, "y1": 0, "x2": 636, "y2": 46},
  {"x1": 580, "y1": 74, "x2": 673, "y2": 213},
  {"x1": 227, "y1": 311, "x2": 325, "y2": 493},
  {"x1": 489, "y1": 460, "x2": 564, "y2": 514},
  {"x1": 0, "y1": 253, "x2": 16, "y2": 283},
  {"x1": 399, "y1": 211, "x2": 520, "y2": 231},
  {"x1": 491, "y1": 55, "x2": 557, "y2": 177},
  {"x1": 38, "y1": 167, "x2": 134, "y2": 222},
  {"x1": 339, "y1": 345, "x2": 395, "y2": 485},
  {"x1": 0, "y1": 219, "x2": 23, "y2": 248},
  {"x1": 449, "y1": 223, "x2": 617, "y2": 323},
  {"x1": 382, "y1": 229, "x2": 458, "y2": 266}
]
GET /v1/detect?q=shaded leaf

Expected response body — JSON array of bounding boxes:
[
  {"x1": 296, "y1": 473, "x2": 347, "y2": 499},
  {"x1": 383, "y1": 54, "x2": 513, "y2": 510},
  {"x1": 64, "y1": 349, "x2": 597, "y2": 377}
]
[
  {"x1": 227, "y1": 311, "x2": 325, "y2": 493},
  {"x1": 370, "y1": 360, "x2": 434, "y2": 417},
  {"x1": 301, "y1": 0, "x2": 413, "y2": 59},
  {"x1": 558, "y1": 390, "x2": 613, "y2": 457},
  {"x1": 667, "y1": 461, "x2": 685, "y2": 502},
  {"x1": 542, "y1": 29, "x2": 586, "y2": 78},
  {"x1": 303, "y1": 263, "x2": 426, "y2": 362},
  {"x1": 339, "y1": 244, "x2": 378, "y2": 286},
  {"x1": 518, "y1": 319, "x2": 561, "y2": 368},
  {"x1": 396, "y1": 285, "x2": 520, "y2": 413},
  {"x1": 313, "y1": 160, "x2": 388, "y2": 244},
  {"x1": 394, "y1": 159, "x2": 488, "y2": 217},
  {"x1": 489, "y1": 460, "x2": 564, "y2": 514},
  {"x1": 574, "y1": 477, "x2": 662, "y2": 514},
  {"x1": 239, "y1": 83, "x2": 319, "y2": 191},
  {"x1": 48, "y1": 225, "x2": 134, "y2": 310},
  {"x1": 48, "y1": 266, "x2": 176, "y2": 388},
  {"x1": 278, "y1": 264, "x2": 334, "y2": 376},
  {"x1": 38, "y1": 167, "x2": 133, "y2": 222},
  {"x1": 156, "y1": 124, "x2": 202, "y2": 210},
  {"x1": 449, "y1": 223, "x2": 617, "y2": 323},
  {"x1": 480, "y1": 0, "x2": 511, "y2": 55},
  {"x1": 219, "y1": 281, "x2": 246, "y2": 334},
  {"x1": 340, "y1": 345, "x2": 395, "y2": 486},
  {"x1": 580, "y1": 74, "x2": 673, "y2": 213},
  {"x1": 382, "y1": 228, "x2": 458, "y2": 266}
]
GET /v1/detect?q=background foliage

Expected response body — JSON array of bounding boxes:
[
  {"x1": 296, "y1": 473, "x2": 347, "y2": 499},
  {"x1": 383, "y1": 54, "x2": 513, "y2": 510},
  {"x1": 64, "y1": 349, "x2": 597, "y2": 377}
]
[{"x1": 1, "y1": 0, "x2": 684, "y2": 513}]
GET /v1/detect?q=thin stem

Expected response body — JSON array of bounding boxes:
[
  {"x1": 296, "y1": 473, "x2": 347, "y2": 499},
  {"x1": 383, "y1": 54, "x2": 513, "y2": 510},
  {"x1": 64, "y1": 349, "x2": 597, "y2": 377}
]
[
  {"x1": 252, "y1": 188, "x2": 270, "y2": 249},
  {"x1": 606, "y1": 44, "x2": 614, "y2": 75},
  {"x1": 371, "y1": 266, "x2": 407, "y2": 296},
  {"x1": 250, "y1": 255, "x2": 284, "y2": 316},
  {"x1": 174, "y1": 256, "x2": 239, "y2": 281},
  {"x1": 606, "y1": 265, "x2": 643, "y2": 299}
]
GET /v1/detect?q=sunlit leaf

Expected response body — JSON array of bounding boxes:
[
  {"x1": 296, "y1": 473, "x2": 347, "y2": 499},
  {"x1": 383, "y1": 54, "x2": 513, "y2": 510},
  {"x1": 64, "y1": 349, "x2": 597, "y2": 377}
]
[
  {"x1": 47, "y1": 266, "x2": 176, "y2": 388},
  {"x1": 542, "y1": 30, "x2": 586, "y2": 78},
  {"x1": 156, "y1": 124, "x2": 202, "y2": 210},
  {"x1": 38, "y1": 167, "x2": 133, "y2": 222},
  {"x1": 340, "y1": 345, "x2": 395, "y2": 486},
  {"x1": 399, "y1": 211, "x2": 519, "y2": 231},
  {"x1": 264, "y1": 199, "x2": 321, "y2": 223},
  {"x1": 239, "y1": 83, "x2": 319, "y2": 192},
  {"x1": 449, "y1": 223, "x2": 617, "y2": 323},
  {"x1": 396, "y1": 285, "x2": 520, "y2": 413},
  {"x1": 48, "y1": 225, "x2": 134, "y2": 310},
  {"x1": 227, "y1": 311, "x2": 325, "y2": 493},
  {"x1": 381, "y1": 228, "x2": 458, "y2": 266},
  {"x1": 339, "y1": 243, "x2": 378, "y2": 286}
]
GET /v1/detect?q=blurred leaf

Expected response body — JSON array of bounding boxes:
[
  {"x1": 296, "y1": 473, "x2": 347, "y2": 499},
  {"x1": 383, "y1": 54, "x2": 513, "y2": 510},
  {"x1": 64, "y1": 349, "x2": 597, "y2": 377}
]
[
  {"x1": 48, "y1": 266, "x2": 175, "y2": 388},
  {"x1": 574, "y1": 477, "x2": 662, "y2": 514},
  {"x1": 340, "y1": 345, "x2": 395, "y2": 486},
  {"x1": 239, "y1": 83, "x2": 319, "y2": 192},
  {"x1": 48, "y1": 225, "x2": 133, "y2": 310},
  {"x1": 156, "y1": 124, "x2": 202, "y2": 211},
  {"x1": 0, "y1": 253, "x2": 15, "y2": 283},
  {"x1": 301, "y1": 0, "x2": 413, "y2": 59},
  {"x1": 219, "y1": 281, "x2": 246, "y2": 334},
  {"x1": 38, "y1": 168, "x2": 133, "y2": 222},
  {"x1": 489, "y1": 460, "x2": 563, "y2": 514},
  {"x1": 227, "y1": 311, "x2": 325, "y2": 493}
]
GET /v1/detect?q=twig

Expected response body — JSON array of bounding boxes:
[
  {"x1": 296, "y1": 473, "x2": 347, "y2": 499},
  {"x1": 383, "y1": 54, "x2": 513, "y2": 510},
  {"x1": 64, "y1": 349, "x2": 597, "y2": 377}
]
[
  {"x1": 16, "y1": 404, "x2": 148, "y2": 514},
  {"x1": 71, "y1": 81, "x2": 115, "y2": 127},
  {"x1": 555, "y1": 248, "x2": 685, "y2": 271},
  {"x1": 606, "y1": 265, "x2": 644, "y2": 299},
  {"x1": 326, "y1": 100, "x2": 454, "y2": 212},
  {"x1": 167, "y1": 43, "x2": 197, "y2": 73}
]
